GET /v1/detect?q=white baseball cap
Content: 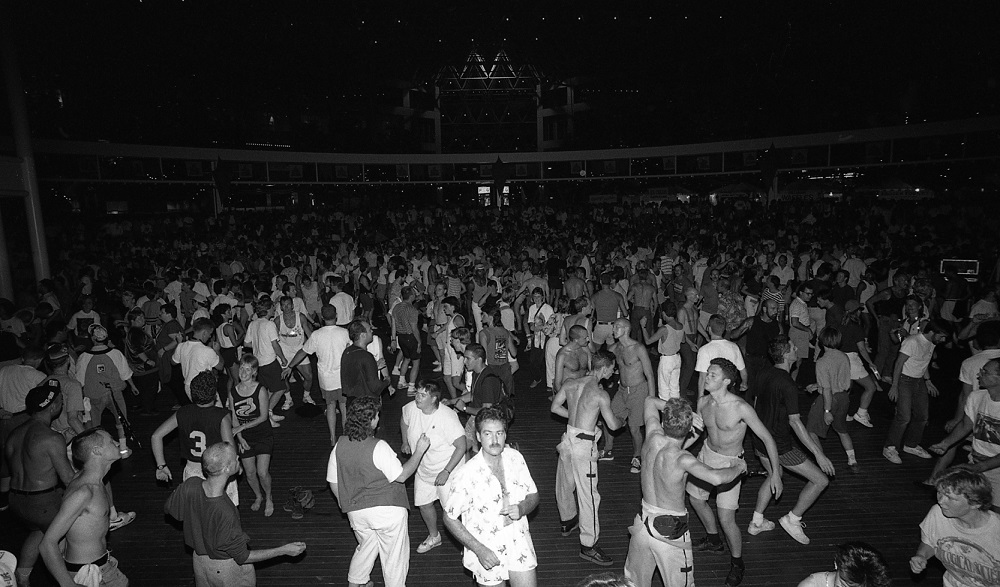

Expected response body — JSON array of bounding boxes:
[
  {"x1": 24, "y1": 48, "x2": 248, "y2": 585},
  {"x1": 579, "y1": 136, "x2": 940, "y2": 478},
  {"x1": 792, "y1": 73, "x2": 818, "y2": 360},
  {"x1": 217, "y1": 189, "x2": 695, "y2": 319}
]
[{"x1": 0, "y1": 551, "x2": 18, "y2": 587}]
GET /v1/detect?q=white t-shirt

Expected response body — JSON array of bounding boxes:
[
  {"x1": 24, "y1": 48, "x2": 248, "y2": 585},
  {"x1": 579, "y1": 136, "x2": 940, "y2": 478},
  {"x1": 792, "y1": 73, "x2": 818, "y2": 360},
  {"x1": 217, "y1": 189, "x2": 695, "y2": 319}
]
[
  {"x1": 172, "y1": 341, "x2": 221, "y2": 394},
  {"x1": 695, "y1": 339, "x2": 746, "y2": 373},
  {"x1": 303, "y1": 325, "x2": 350, "y2": 391},
  {"x1": 965, "y1": 389, "x2": 1000, "y2": 461},
  {"x1": 401, "y1": 402, "x2": 465, "y2": 481},
  {"x1": 919, "y1": 505, "x2": 1000, "y2": 587},
  {"x1": 331, "y1": 292, "x2": 356, "y2": 326},
  {"x1": 326, "y1": 438, "x2": 402, "y2": 485},
  {"x1": 959, "y1": 349, "x2": 1000, "y2": 393},
  {"x1": 245, "y1": 318, "x2": 279, "y2": 366},
  {"x1": 900, "y1": 333, "x2": 935, "y2": 378}
]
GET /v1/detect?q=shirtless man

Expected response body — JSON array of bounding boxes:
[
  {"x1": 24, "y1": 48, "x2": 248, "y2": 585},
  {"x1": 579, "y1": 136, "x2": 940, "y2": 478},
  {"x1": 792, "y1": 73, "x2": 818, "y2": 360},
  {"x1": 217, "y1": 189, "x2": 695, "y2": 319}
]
[
  {"x1": 624, "y1": 397, "x2": 746, "y2": 587},
  {"x1": 550, "y1": 350, "x2": 621, "y2": 567},
  {"x1": 678, "y1": 287, "x2": 705, "y2": 399},
  {"x1": 40, "y1": 428, "x2": 128, "y2": 587},
  {"x1": 627, "y1": 269, "x2": 658, "y2": 343},
  {"x1": 554, "y1": 325, "x2": 592, "y2": 394},
  {"x1": 5, "y1": 381, "x2": 76, "y2": 587},
  {"x1": 563, "y1": 267, "x2": 588, "y2": 301},
  {"x1": 686, "y1": 358, "x2": 782, "y2": 587},
  {"x1": 606, "y1": 318, "x2": 655, "y2": 474}
]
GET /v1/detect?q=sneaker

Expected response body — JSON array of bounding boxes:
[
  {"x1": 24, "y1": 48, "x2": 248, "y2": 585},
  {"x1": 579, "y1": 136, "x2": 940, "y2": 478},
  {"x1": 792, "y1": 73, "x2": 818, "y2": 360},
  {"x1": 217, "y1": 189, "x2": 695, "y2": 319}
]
[
  {"x1": 416, "y1": 533, "x2": 442, "y2": 554},
  {"x1": 747, "y1": 518, "x2": 775, "y2": 535},
  {"x1": 630, "y1": 457, "x2": 641, "y2": 474},
  {"x1": 579, "y1": 546, "x2": 614, "y2": 566},
  {"x1": 903, "y1": 445, "x2": 932, "y2": 459},
  {"x1": 691, "y1": 536, "x2": 725, "y2": 553},
  {"x1": 779, "y1": 514, "x2": 809, "y2": 545},
  {"x1": 882, "y1": 446, "x2": 902, "y2": 464},
  {"x1": 392, "y1": 366, "x2": 401, "y2": 376},
  {"x1": 396, "y1": 379, "x2": 408, "y2": 391},
  {"x1": 851, "y1": 412, "x2": 873, "y2": 428},
  {"x1": 269, "y1": 411, "x2": 285, "y2": 422},
  {"x1": 282, "y1": 398, "x2": 293, "y2": 411},
  {"x1": 302, "y1": 393, "x2": 316, "y2": 405},
  {"x1": 725, "y1": 560, "x2": 746, "y2": 587},
  {"x1": 845, "y1": 414, "x2": 853, "y2": 421},
  {"x1": 407, "y1": 384, "x2": 417, "y2": 397},
  {"x1": 109, "y1": 511, "x2": 136, "y2": 532},
  {"x1": 560, "y1": 516, "x2": 579, "y2": 537},
  {"x1": 433, "y1": 365, "x2": 443, "y2": 372},
  {"x1": 597, "y1": 450, "x2": 614, "y2": 461}
]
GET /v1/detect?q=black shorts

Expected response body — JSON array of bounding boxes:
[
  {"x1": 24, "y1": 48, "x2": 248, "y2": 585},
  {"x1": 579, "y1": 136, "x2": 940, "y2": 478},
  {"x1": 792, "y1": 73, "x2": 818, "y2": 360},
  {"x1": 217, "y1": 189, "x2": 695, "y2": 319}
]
[
  {"x1": 220, "y1": 347, "x2": 239, "y2": 368},
  {"x1": 238, "y1": 428, "x2": 274, "y2": 458},
  {"x1": 397, "y1": 333, "x2": 421, "y2": 360},
  {"x1": 257, "y1": 360, "x2": 286, "y2": 393},
  {"x1": 10, "y1": 487, "x2": 64, "y2": 531}
]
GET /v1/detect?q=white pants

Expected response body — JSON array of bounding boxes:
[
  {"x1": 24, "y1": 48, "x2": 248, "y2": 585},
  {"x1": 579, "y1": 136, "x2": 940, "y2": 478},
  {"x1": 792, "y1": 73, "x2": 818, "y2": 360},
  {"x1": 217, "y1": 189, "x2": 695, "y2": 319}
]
[
  {"x1": 657, "y1": 354, "x2": 682, "y2": 400},
  {"x1": 346, "y1": 506, "x2": 410, "y2": 587},
  {"x1": 555, "y1": 427, "x2": 601, "y2": 547}
]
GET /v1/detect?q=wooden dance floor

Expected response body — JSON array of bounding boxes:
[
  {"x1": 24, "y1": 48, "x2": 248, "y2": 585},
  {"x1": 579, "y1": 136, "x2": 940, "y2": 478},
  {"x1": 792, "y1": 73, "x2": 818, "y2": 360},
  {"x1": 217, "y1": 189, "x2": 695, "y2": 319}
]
[{"x1": 2, "y1": 357, "x2": 955, "y2": 586}]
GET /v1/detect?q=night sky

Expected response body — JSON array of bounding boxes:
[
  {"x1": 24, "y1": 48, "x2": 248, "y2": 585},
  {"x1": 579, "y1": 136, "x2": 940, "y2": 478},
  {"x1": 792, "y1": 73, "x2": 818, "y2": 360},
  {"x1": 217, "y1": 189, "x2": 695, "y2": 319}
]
[{"x1": 7, "y1": 2, "x2": 999, "y2": 151}]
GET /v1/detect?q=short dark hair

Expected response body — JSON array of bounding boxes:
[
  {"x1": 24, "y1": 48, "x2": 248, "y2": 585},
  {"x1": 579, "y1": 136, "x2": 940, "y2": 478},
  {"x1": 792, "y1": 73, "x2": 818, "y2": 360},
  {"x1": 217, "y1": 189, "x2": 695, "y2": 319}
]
[
  {"x1": 347, "y1": 319, "x2": 369, "y2": 342},
  {"x1": 190, "y1": 371, "x2": 218, "y2": 405},
  {"x1": 192, "y1": 318, "x2": 215, "y2": 337},
  {"x1": 710, "y1": 357, "x2": 740, "y2": 391},
  {"x1": 834, "y1": 542, "x2": 891, "y2": 587},
  {"x1": 464, "y1": 343, "x2": 486, "y2": 362},
  {"x1": 708, "y1": 314, "x2": 726, "y2": 336},
  {"x1": 819, "y1": 326, "x2": 842, "y2": 349},
  {"x1": 161, "y1": 303, "x2": 178, "y2": 318},
  {"x1": 417, "y1": 379, "x2": 443, "y2": 404},
  {"x1": 345, "y1": 397, "x2": 380, "y2": 441},
  {"x1": 768, "y1": 336, "x2": 791, "y2": 365},
  {"x1": 475, "y1": 405, "x2": 509, "y2": 432}
]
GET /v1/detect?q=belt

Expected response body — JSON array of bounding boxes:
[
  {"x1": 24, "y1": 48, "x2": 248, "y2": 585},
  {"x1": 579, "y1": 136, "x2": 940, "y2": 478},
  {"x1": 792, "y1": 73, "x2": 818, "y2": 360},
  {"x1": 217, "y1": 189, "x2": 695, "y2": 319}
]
[
  {"x1": 575, "y1": 432, "x2": 596, "y2": 441},
  {"x1": 9, "y1": 485, "x2": 59, "y2": 496},
  {"x1": 65, "y1": 552, "x2": 109, "y2": 573}
]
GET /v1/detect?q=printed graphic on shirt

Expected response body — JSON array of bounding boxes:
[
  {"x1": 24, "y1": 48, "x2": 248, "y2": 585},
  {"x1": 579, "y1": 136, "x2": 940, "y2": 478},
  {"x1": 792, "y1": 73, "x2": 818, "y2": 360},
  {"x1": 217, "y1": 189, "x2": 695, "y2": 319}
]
[
  {"x1": 933, "y1": 537, "x2": 1000, "y2": 587},
  {"x1": 973, "y1": 413, "x2": 1000, "y2": 446}
]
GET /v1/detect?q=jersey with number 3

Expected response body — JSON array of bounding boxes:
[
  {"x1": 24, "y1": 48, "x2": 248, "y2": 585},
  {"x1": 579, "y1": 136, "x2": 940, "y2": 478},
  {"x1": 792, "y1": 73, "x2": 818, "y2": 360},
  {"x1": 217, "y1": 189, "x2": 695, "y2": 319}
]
[{"x1": 176, "y1": 404, "x2": 229, "y2": 463}]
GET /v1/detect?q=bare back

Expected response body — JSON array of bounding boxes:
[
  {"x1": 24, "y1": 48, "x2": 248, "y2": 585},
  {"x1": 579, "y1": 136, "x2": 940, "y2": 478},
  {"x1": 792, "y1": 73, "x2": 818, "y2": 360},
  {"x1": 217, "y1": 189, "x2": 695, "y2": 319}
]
[
  {"x1": 699, "y1": 391, "x2": 750, "y2": 456},
  {"x1": 5, "y1": 420, "x2": 71, "y2": 491},
  {"x1": 641, "y1": 436, "x2": 692, "y2": 512},
  {"x1": 563, "y1": 375, "x2": 613, "y2": 432}
]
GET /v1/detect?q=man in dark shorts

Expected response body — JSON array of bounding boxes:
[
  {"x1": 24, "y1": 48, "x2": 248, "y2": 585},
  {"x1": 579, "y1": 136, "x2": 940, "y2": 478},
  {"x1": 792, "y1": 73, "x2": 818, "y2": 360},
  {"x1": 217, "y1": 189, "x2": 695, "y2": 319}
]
[
  {"x1": 152, "y1": 371, "x2": 239, "y2": 505},
  {"x1": 391, "y1": 287, "x2": 422, "y2": 396},
  {"x1": 745, "y1": 336, "x2": 834, "y2": 546},
  {"x1": 607, "y1": 318, "x2": 655, "y2": 474},
  {"x1": 5, "y1": 380, "x2": 76, "y2": 586}
]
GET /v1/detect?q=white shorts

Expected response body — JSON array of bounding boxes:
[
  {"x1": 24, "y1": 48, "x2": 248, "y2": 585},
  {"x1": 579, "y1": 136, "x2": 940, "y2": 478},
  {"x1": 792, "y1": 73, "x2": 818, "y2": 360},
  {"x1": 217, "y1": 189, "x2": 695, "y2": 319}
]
[
  {"x1": 414, "y1": 474, "x2": 453, "y2": 507},
  {"x1": 442, "y1": 345, "x2": 465, "y2": 378},
  {"x1": 466, "y1": 522, "x2": 537, "y2": 585},
  {"x1": 847, "y1": 352, "x2": 868, "y2": 380}
]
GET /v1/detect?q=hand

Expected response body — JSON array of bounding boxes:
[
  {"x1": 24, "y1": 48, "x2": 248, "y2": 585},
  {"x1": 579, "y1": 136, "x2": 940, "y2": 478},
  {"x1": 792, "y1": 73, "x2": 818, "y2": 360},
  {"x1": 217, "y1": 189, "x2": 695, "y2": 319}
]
[
  {"x1": 909, "y1": 555, "x2": 928, "y2": 574},
  {"x1": 434, "y1": 470, "x2": 450, "y2": 486},
  {"x1": 816, "y1": 455, "x2": 836, "y2": 476},
  {"x1": 281, "y1": 367, "x2": 293, "y2": 380},
  {"x1": 400, "y1": 442, "x2": 411, "y2": 456},
  {"x1": 155, "y1": 466, "x2": 173, "y2": 482},
  {"x1": 929, "y1": 442, "x2": 947, "y2": 456},
  {"x1": 735, "y1": 459, "x2": 748, "y2": 475},
  {"x1": 944, "y1": 417, "x2": 960, "y2": 433},
  {"x1": 376, "y1": 358, "x2": 387, "y2": 370},
  {"x1": 768, "y1": 472, "x2": 783, "y2": 499},
  {"x1": 455, "y1": 400, "x2": 467, "y2": 412},
  {"x1": 927, "y1": 380, "x2": 939, "y2": 397},
  {"x1": 414, "y1": 433, "x2": 430, "y2": 454},
  {"x1": 888, "y1": 385, "x2": 898, "y2": 402},
  {"x1": 824, "y1": 411, "x2": 834, "y2": 426},
  {"x1": 500, "y1": 503, "x2": 524, "y2": 521},
  {"x1": 238, "y1": 436, "x2": 251, "y2": 452},
  {"x1": 805, "y1": 383, "x2": 819, "y2": 393},
  {"x1": 475, "y1": 547, "x2": 501, "y2": 570},
  {"x1": 282, "y1": 542, "x2": 307, "y2": 557},
  {"x1": 639, "y1": 316, "x2": 647, "y2": 327}
]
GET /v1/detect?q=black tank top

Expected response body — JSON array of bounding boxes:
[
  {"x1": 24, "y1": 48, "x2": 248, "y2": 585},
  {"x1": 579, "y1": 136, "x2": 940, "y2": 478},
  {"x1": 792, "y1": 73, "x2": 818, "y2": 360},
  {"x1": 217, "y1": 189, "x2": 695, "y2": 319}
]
[{"x1": 177, "y1": 405, "x2": 229, "y2": 463}]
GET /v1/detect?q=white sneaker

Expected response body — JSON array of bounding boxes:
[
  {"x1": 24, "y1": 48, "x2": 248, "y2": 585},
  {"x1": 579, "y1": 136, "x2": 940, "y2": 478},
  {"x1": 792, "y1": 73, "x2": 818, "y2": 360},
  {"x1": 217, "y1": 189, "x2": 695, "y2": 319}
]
[
  {"x1": 779, "y1": 514, "x2": 809, "y2": 545},
  {"x1": 392, "y1": 367, "x2": 401, "y2": 376},
  {"x1": 282, "y1": 398, "x2": 293, "y2": 411},
  {"x1": 851, "y1": 412, "x2": 873, "y2": 428},
  {"x1": 883, "y1": 446, "x2": 902, "y2": 464},
  {"x1": 302, "y1": 393, "x2": 316, "y2": 405},
  {"x1": 903, "y1": 445, "x2": 932, "y2": 459},
  {"x1": 407, "y1": 384, "x2": 417, "y2": 397},
  {"x1": 748, "y1": 518, "x2": 775, "y2": 535}
]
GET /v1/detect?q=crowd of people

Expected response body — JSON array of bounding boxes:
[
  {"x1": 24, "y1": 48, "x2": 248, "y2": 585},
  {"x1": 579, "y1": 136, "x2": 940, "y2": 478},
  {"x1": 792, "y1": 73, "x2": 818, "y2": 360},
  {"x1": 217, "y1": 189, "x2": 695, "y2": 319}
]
[{"x1": 1, "y1": 195, "x2": 999, "y2": 587}]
